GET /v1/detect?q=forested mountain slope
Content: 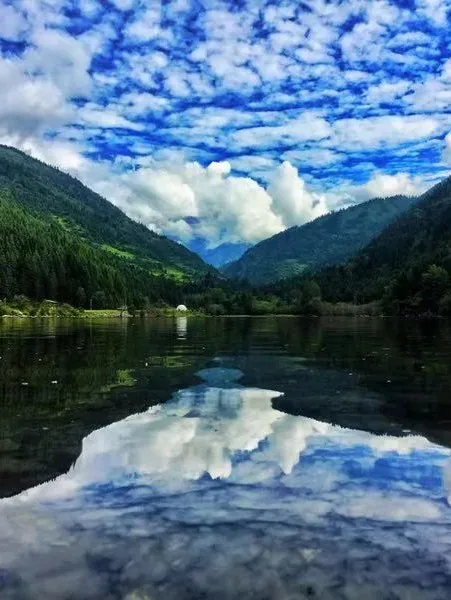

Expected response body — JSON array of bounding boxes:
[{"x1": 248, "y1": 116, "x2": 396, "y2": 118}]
[
  {"x1": 0, "y1": 145, "x2": 210, "y2": 277},
  {"x1": 308, "y1": 176, "x2": 451, "y2": 313},
  {"x1": 223, "y1": 194, "x2": 417, "y2": 285},
  {"x1": 0, "y1": 191, "x2": 200, "y2": 309}
]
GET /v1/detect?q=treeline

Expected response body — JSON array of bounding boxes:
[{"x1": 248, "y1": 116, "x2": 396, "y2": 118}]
[
  {"x1": 182, "y1": 279, "x2": 326, "y2": 316},
  {"x1": 301, "y1": 263, "x2": 451, "y2": 316},
  {"x1": 1, "y1": 184, "x2": 435, "y2": 317},
  {"x1": 4, "y1": 182, "x2": 451, "y2": 316}
]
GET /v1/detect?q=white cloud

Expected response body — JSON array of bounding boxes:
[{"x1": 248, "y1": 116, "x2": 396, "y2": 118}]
[
  {"x1": 125, "y1": 4, "x2": 171, "y2": 42},
  {"x1": 416, "y1": 0, "x2": 449, "y2": 26},
  {"x1": 0, "y1": 4, "x2": 28, "y2": 40},
  {"x1": 282, "y1": 148, "x2": 344, "y2": 167},
  {"x1": 365, "y1": 81, "x2": 411, "y2": 104},
  {"x1": 331, "y1": 115, "x2": 439, "y2": 150},
  {"x1": 340, "y1": 19, "x2": 386, "y2": 64},
  {"x1": 118, "y1": 92, "x2": 169, "y2": 116},
  {"x1": 387, "y1": 31, "x2": 432, "y2": 48},
  {"x1": 0, "y1": 0, "x2": 449, "y2": 252},
  {"x1": 0, "y1": 57, "x2": 72, "y2": 138},
  {"x1": 346, "y1": 172, "x2": 425, "y2": 203},
  {"x1": 229, "y1": 155, "x2": 277, "y2": 177},
  {"x1": 165, "y1": 71, "x2": 191, "y2": 97},
  {"x1": 442, "y1": 132, "x2": 451, "y2": 165},
  {"x1": 79, "y1": 103, "x2": 144, "y2": 130},
  {"x1": 93, "y1": 160, "x2": 282, "y2": 245},
  {"x1": 0, "y1": 133, "x2": 89, "y2": 174},
  {"x1": 406, "y1": 60, "x2": 451, "y2": 112},
  {"x1": 231, "y1": 114, "x2": 332, "y2": 150},
  {"x1": 268, "y1": 162, "x2": 328, "y2": 227},
  {"x1": 24, "y1": 28, "x2": 94, "y2": 97},
  {"x1": 111, "y1": 0, "x2": 135, "y2": 10},
  {"x1": 88, "y1": 159, "x2": 333, "y2": 247}
]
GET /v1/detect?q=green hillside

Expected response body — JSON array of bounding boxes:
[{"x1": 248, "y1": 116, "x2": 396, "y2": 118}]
[
  {"x1": 0, "y1": 145, "x2": 217, "y2": 309},
  {"x1": 0, "y1": 191, "x2": 188, "y2": 309},
  {"x1": 223, "y1": 194, "x2": 417, "y2": 285},
  {"x1": 0, "y1": 145, "x2": 210, "y2": 278},
  {"x1": 307, "y1": 176, "x2": 451, "y2": 314}
]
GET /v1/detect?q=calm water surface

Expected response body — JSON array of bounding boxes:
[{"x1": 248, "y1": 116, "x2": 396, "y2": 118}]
[{"x1": 1, "y1": 316, "x2": 451, "y2": 598}]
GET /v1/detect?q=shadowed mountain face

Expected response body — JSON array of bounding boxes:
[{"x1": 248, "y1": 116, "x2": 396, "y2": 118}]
[
  {"x1": 223, "y1": 194, "x2": 417, "y2": 285},
  {"x1": 1, "y1": 366, "x2": 451, "y2": 599},
  {"x1": 311, "y1": 176, "x2": 451, "y2": 306}
]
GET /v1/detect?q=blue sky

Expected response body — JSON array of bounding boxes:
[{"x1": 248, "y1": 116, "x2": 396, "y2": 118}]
[{"x1": 1, "y1": 0, "x2": 451, "y2": 252}]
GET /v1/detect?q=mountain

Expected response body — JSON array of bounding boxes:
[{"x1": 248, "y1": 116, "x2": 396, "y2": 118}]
[
  {"x1": 187, "y1": 239, "x2": 250, "y2": 267},
  {"x1": 223, "y1": 195, "x2": 417, "y2": 285},
  {"x1": 0, "y1": 146, "x2": 214, "y2": 308},
  {"x1": 0, "y1": 145, "x2": 210, "y2": 278},
  {"x1": 309, "y1": 176, "x2": 451, "y2": 313}
]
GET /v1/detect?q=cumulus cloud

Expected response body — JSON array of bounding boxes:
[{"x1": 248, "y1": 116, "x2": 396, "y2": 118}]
[
  {"x1": 345, "y1": 172, "x2": 426, "y2": 204},
  {"x1": 0, "y1": 134, "x2": 90, "y2": 174},
  {"x1": 365, "y1": 81, "x2": 411, "y2": 105},
  {"x1": 406, "y1": 60, "x2": 451, "y2": 113},
  {"x1": 90, "y1": 159, "x2": 331, "y2": 247},
  {"x1": 231, "y1": 114, "x2": 332, "y2": 150},
  {"x1": 111, "y1": 0, "x2": 135, "y2": 10},
  {"x1": 268, "y1": 162, "x2": 328, "y2": 226},
  {"x1": 416, "y1": 0, "x2": 449, "y2": 26},
  {"x1": 125, "y1": 4, "x2": 171, "y2": 42},
  {"x1": 24, "y1": 28, "x2": 94, "y2": 98}
]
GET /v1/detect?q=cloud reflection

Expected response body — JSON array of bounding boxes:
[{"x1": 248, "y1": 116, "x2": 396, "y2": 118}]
[{"x1": 1, "y1": 367, "x2": 451, "y2": 599}]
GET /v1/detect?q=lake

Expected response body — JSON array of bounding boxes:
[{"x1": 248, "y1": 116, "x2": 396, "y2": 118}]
[{"x1": 1, "y1": 316, "x2": 451, "y2": 599}]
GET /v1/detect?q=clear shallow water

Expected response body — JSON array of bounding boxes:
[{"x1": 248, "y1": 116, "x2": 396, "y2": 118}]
[{"x1": 1, "y1": 317, "x2": 451, "y2": 598}]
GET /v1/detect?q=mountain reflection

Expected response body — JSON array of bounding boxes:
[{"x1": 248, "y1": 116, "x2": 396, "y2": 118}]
[{"x1": 1, "y1": 367, "x2": 451, "y2": 599}]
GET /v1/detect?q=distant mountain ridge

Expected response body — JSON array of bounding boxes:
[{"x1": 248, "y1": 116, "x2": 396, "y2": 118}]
[
  {"x1": 186, "y1": 238, "x2": 250, "y2": 267},
  {"x1": 223, "y1": 194, "x2": 418, "y2": 285}
]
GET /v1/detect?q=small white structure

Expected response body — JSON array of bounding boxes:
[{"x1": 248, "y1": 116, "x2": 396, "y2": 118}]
[{"x1": 176, "y1": 304, "x2": 188, "y2": 312}]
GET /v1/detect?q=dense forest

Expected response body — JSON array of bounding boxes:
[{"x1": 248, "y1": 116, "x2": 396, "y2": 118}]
[
  {"x1": 224, "y1": 194, "x2": 417, "y2": 285},
  {"x1": 0, "y1": 145, "x2": 211, "y2": 278},
  {"x1": 0, "y1": 190, "x2": 198, "y2": 310},
  {"x1": 274, "y1": 176, "x2": 451, "y2": 316}
]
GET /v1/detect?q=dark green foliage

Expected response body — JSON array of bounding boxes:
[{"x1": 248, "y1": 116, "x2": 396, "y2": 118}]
[
  {"x1": 277, "y1": 176, "x2": 451, "y2": 315},
  {"x1": 0, "y1": 190, "x2": 209, "y2": 308},
  {"x1": 223, "y1": 194, "x2": 416, "y2": 285},
  {"x1": 0, "y1": 145, "x2": 210, "y2": 276},
  {"x1": 294, "y1": 280, "x2": 322, "y2": 315}
]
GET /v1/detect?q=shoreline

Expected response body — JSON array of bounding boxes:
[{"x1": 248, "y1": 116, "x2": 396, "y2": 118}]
[{"x1": 0, "y1": 312, "x2": 447, "y2": 320}]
